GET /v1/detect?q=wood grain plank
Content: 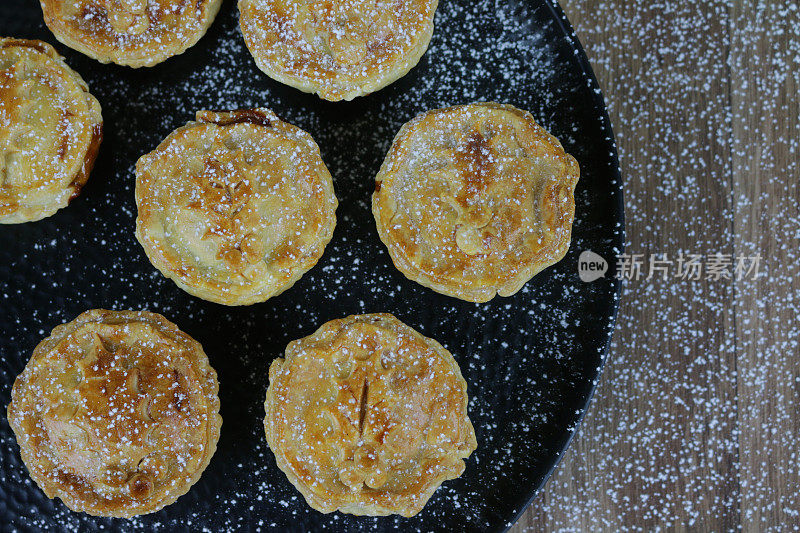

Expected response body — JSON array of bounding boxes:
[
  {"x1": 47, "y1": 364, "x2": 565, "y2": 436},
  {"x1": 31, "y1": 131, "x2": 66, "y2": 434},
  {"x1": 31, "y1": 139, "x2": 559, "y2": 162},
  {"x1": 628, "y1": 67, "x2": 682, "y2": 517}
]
[
  {"x1": 729, "y1": 2, "x2": 800, "y2": 530},
  {"x1": 512, "y1": 1, "x2": 741, "y2": 529}
]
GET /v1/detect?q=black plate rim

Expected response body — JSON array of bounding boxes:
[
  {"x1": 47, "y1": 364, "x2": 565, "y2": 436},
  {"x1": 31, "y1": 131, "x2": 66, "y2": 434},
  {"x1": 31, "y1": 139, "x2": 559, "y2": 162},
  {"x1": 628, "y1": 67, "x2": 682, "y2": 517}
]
[{"x1": 501, "y1": 2, "x2": 626, "y2": 530}]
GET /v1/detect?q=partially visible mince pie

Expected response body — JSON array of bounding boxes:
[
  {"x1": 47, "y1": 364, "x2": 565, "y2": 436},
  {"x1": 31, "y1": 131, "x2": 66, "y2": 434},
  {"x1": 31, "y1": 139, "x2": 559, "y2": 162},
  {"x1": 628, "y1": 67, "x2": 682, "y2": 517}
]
[
  {"x1": 39, "y1": 0, "x2": 222, "y2": 67},
  {"x1": 135, "y1": 109, "x2": 338, "y2": 306},
  {"x1": 238, "y1": 0, "x2": 439, "y2": 101},
  {"x1": 264, "y1": 313, "x2": 476, "y2": 516},
  {"x1": 7, "y1": 309, "x2": 222, "y2": 517},
  {"x1": 372, "y1": 102, "x2": 580, "y2": 303},
  {"x1": 0, "y1": 38, "x2": 102, "y2": 224}
]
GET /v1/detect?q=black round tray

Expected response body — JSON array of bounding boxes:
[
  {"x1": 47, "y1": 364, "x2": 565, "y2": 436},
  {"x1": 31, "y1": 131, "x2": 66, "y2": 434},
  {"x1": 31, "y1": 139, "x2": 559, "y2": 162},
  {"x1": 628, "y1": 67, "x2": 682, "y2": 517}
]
[{"x1": 0, "y1": 0, "x2": 624, "y2": 531}]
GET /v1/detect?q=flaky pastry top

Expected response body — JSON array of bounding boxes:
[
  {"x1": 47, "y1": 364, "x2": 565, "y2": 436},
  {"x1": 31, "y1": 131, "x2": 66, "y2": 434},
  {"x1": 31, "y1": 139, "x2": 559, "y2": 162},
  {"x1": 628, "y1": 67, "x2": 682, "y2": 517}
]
[
  {"x1": 265, "y1": 313, "x2": 476, "y2": 517},
  {"x1": 7, "y1": 309, "x2": 222, "y2": 517},
  {"x1": 40, "y1": 0, "x2": 222, "y2": 67},
  {"x1": 373, "y1": 102, "x2": 580, "y2": 302},
  {"x1": 239, "y1": 0, "x2": 439, "y2": 101},
  {"x1": 0, "y1": 38, "x2": 102, "y2": 224},
  {"x1": 135, "y1": 109, "x2": 338, "y2": 306}
]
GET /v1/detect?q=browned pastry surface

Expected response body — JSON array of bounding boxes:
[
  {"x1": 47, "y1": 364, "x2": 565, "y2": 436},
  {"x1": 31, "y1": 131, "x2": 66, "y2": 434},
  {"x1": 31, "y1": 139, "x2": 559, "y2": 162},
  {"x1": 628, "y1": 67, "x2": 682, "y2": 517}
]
[
  {"x1": 0, "y1": 38, "x2": 102, "y2": 224},
  {"x1": 239, "y1": 0, "x2": 439, "y2": 101},
  {"x1": 264, "y1": 313, "x2": 476, "y2": 516},
  {"x1": 135, "y1": 108, "x2": 338, "y2": 306},
  {"x1": 373, "y1": 102, "x2": 580, "y2": 302},
  {"x1": 7, "y1": 309, "x2": 222, "y2": 517},
  {"x1": 40, "y1": 0, "x2": 222, "y2": 67}
]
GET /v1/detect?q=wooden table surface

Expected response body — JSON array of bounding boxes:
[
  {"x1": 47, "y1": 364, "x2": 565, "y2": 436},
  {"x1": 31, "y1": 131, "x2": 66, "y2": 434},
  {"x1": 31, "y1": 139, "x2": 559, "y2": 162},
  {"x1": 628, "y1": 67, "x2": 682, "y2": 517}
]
[{"x1": 512, "y1": 1, "x2": 799, "y2": 530}]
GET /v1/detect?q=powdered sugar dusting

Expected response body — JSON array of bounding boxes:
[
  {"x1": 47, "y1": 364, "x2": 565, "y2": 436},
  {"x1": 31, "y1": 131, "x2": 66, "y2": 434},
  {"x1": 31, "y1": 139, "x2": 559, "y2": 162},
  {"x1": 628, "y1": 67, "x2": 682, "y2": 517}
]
[
  {"x1": 134, "y1": 109, "x2": 337, "y2": 306},
  {"x1": 42, "y1": 0, "x2": 220, "y2": 67},
  {"x1": 238, "y1": 0, "x2": 437, "y2": 100},
  {"x1": 518, "y1": 1, "x2": 800, "y2": 530}
]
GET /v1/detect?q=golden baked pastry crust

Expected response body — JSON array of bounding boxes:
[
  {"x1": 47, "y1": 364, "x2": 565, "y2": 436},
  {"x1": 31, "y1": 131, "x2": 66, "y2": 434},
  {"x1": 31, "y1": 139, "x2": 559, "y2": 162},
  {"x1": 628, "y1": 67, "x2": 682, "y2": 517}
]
[
  {"x1": 372, "y1": 102, "x2": 580, "y2": 303},
  {"x1": 239, "y1": 0, "x2": 439, "y2": 101},
  {"x1": 7, "y1": 309, "x2": 222, "y2": 518},
  {"x1": 135, "y1": 109, "x2": 338, "y2": 306},
  {"x1": 264, "y1": 313, "x2": 476, "y2": 517},
  {"x1": 0, "y1": 38, "x2": 102, "y2": 224},
  {"x1": 40, "y1": 0, "x2": 222, "y2": 67}
]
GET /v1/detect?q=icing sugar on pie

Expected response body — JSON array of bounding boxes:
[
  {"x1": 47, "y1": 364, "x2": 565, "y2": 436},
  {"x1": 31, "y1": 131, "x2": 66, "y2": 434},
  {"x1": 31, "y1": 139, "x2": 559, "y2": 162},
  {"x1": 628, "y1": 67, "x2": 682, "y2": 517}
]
[
  {"x1": 39, "y1": 0, "x2": 222, "y2": 67},
  {"x1": 7, "y1": 309, "x2": 222, "y2": 517},
  {"x1": 238, "y1": 0, "x2": 439, "y2": 101},
  {"x1": 372, "y1": 102, "x2": 580, "y2": 302},
  {"x1": 264, "y1": 313, "x2": 476, "y2": 516},
  {"x1": 135, "y1": 108, "x2": 338, "y2": 306},
  {"x1": 0, "y1": 38, "x2": 102, "y2": 224}
]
